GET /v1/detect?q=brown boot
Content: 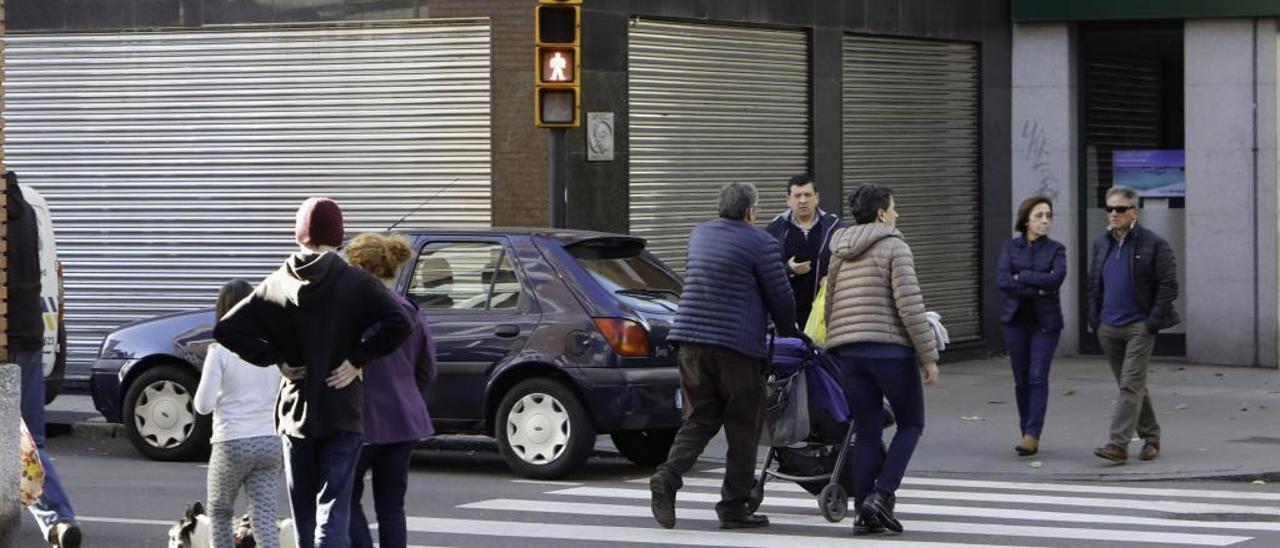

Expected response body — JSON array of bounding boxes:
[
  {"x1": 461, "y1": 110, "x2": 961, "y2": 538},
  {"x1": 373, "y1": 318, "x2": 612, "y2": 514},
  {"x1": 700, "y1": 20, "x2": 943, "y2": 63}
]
[
  {"x1": 1140, "y1": 440, "x2": 1161, "y2": 461},
  {"x1": 1092, "y1": 443, "x2": 1128, "y2": 464},
  {"x1": 1015, "y1": 435, "x2": 1039, "y2": 456}
]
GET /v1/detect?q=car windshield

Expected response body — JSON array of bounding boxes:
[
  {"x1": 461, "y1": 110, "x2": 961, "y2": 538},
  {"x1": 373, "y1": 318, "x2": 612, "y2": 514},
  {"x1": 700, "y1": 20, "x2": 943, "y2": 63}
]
[{"x1": 567, "y1": 239, "x2": 682, "y2": 306}]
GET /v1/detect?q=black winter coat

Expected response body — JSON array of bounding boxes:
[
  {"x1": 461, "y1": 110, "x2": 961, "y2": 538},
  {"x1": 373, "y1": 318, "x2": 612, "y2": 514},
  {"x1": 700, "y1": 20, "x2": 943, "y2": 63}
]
[
  {"x1": 1087, "y1": 224, "x2": 1180, "y2": 334},
  {"x1": 4, "y1": 176, "x2": 44, "y2": 351}
]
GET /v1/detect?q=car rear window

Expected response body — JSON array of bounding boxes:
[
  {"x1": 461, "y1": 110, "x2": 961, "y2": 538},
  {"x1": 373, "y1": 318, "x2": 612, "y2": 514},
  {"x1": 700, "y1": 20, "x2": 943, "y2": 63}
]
[{"x1": 567, "y1": 240, "x2": 682, "y2": 303}]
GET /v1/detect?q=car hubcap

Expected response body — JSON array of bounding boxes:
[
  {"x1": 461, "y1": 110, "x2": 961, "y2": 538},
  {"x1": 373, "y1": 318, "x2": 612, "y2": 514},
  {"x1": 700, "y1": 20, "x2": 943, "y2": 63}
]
[
  {"x1": 506, "y1": 392, "x2": 571, "y2": 465},
  {"x1": 133, "y1": 380, "x2": 196, "y2": 449}
]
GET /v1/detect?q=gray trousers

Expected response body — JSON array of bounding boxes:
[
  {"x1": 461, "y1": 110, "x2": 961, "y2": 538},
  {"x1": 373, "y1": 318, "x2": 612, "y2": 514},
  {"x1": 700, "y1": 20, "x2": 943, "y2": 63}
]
[
  {"x1": 1098, "y1": 323, "x2": 1162, "y2": 447},
  {"x1": 208, "y1": 435, "x2": 283, "y2": 548}
]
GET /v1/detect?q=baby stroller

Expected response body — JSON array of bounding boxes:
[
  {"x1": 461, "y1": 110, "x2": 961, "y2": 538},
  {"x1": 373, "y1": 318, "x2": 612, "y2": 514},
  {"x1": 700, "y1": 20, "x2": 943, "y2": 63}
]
[{"x1": 747, "y1": 337, "x2": 893, "y2": 523}]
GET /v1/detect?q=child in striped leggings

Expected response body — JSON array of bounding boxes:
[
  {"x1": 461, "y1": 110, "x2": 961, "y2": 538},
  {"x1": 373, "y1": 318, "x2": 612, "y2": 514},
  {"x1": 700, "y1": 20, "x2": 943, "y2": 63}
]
[{"x1": 194, "y1": 279, "x2": 285, "y2": 548}]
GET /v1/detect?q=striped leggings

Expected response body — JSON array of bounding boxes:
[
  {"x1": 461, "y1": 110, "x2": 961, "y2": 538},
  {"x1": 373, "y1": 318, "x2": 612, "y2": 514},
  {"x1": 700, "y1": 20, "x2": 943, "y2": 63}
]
[{"x1": 207, "y1": 435, "x2": 283, "y2": 548}]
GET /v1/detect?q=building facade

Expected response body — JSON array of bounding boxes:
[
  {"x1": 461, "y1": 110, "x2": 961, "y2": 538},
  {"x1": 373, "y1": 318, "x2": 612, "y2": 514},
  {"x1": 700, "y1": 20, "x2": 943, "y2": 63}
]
[
  {"x1": 5, "y1": 0, "x2": 1013, "y2": 377},
  {"x1": 1012, "y1": 0, "x2": 1280, "y2": 367}
]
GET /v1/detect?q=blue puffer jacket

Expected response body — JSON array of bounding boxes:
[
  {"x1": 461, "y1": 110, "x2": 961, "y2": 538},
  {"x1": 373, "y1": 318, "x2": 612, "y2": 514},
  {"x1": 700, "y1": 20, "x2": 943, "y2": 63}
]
[
  {"x1": 669, "y1": 217, "x2": 801, "y2": 359},
  {"x1": 996, "y1": 235, "x2": 1067, "y2": 332}
]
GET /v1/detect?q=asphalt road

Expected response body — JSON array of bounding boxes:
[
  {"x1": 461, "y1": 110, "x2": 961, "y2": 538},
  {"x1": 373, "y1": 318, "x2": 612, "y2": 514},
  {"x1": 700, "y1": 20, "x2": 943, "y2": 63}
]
[{"x1": 15, "y1": 432, "x2": 1280, "y2": 547}]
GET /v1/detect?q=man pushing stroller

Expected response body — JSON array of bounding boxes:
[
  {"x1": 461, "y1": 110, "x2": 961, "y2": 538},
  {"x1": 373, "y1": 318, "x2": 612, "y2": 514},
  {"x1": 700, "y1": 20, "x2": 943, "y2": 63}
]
[{"x1": 649, "y1": 182, "x2": 807, "y2": 530}]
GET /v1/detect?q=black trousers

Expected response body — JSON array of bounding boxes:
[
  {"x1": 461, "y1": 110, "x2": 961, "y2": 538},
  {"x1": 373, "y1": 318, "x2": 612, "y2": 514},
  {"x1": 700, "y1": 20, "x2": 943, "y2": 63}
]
[{"x1": 657, "y1": 343, "x2": 766, "y2": 517}]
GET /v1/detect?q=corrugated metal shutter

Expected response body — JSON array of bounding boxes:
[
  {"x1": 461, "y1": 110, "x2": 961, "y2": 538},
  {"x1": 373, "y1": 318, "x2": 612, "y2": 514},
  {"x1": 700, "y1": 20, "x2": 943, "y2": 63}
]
[
  {"x1": 629, "y1": 19, "x2": 809, "y2": 271},
  {"x1": 3, "y1": 21, "x2": 492, "y2": 376},
  {"x1": 1085, "y1": 55, "x2": 1163, "y2": 205},
  {"x1": 843, "y1": 35, "x2": 982, "y2": 343}
]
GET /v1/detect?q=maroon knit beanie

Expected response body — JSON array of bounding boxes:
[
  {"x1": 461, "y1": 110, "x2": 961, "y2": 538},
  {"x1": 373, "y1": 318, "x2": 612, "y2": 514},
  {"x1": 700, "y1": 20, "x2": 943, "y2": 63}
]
[{"x1": 295, "y1": 197, "x2": 344, "y2": 249}]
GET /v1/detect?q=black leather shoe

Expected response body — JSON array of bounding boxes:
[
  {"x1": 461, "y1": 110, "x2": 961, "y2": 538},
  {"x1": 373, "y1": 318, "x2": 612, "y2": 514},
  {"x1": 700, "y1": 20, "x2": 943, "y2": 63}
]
[
  {"x1": 852, "y1": 514, "x2": 885, "y2": 536},
  {"x1": 719, "y1": 513, "x2": 769, "y2": 529},
  {"x1": 861, "y1": 491, "x2": 902, "y2": 533},
  {"x1": 649, "y1": 474, "x2": 677, "y2": 529}
]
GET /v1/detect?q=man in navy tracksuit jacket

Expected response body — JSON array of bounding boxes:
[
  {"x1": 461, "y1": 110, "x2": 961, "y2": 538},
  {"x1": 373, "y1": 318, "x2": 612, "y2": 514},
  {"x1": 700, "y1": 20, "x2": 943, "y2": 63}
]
[
  {"x1": 650, "y1": 182, "x2": 804, "y2": 532},
  {"x1": 766, "y1": 175, "x2": 846, "y2": 326}
]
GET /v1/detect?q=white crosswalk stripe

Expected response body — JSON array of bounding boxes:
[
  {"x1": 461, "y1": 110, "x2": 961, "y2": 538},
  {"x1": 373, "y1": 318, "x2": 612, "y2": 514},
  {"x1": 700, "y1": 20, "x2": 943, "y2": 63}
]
[
  {"x1": 458, "y1": 498, "x2": 1251, "y2": 545},
  {"x1": 404, "y1": 516, "x2": 1043, "y2": 548},
  {"x1": 65, "y1": 470, "x2": 1278, "y2": 547},
  {"x1": 639, "y1": 477, "x2": 1280, "y2": 516},
  {"x1": 422, "y1": 470, "x2": 1279, "y2": 547},
  {"x1": 702, "y1": 468, "x2": 1280, "y2": 501}
]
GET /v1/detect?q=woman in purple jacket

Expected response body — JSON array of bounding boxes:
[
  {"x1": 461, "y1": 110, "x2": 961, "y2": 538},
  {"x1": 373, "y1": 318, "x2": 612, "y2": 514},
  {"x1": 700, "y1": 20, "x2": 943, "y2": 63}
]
[
  {"x1": 996, "y1": 196, "x2": 1066, "y2": 457},
  {"x1": 345, "y1": 233, "x2": 437, "y2": 548}
]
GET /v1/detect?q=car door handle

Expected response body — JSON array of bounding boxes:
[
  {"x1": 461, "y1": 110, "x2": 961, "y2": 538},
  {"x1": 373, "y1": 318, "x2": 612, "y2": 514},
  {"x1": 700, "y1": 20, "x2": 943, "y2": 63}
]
[{"x1": 494, "y1": 324, "x2": 521, "y2": 338}]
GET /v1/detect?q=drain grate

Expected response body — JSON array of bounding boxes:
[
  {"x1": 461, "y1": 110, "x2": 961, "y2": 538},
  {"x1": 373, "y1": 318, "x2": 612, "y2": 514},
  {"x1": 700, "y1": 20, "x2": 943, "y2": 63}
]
[{"x1": 1228, "y1": 436, "x2": 1280, "y2": 444}]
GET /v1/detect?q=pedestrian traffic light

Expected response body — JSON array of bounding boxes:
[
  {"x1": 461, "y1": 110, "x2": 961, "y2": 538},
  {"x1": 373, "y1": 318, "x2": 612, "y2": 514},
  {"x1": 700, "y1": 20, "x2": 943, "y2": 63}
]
[{"x1": 535, "y1": 0, "x2": 581, "y2": 127}]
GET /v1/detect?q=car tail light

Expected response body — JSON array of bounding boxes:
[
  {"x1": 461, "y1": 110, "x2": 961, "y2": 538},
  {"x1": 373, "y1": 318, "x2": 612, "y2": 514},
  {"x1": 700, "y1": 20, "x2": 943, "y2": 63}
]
[{"x1": 593, "y1": 317, "x2": 650, "y2": 358}]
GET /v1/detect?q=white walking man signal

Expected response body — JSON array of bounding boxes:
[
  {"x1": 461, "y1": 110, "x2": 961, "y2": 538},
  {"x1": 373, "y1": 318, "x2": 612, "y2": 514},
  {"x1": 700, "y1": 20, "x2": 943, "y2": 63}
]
[{"x1": 549, "y1": 52, "x2": 568, "y2": 81}]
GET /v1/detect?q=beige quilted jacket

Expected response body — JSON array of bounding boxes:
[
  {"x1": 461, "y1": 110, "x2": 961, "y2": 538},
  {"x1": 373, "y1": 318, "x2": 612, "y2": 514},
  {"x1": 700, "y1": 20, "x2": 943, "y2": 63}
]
[{"x1": 823, "y1": 223, "x2": 939, "y2": 364}]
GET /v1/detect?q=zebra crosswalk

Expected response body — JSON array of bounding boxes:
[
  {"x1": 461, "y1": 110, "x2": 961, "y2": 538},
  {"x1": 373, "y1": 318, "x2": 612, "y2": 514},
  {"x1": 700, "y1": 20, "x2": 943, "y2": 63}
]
[{"x1": 409, "y1": 468, "x2": 1280, "y2": 547}]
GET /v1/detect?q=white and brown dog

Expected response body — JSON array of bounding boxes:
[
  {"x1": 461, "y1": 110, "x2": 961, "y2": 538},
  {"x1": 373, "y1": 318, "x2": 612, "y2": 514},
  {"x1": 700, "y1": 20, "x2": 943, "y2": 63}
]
[{"x1": 168, "y1": 501, "x2": 296, "y2": 548}]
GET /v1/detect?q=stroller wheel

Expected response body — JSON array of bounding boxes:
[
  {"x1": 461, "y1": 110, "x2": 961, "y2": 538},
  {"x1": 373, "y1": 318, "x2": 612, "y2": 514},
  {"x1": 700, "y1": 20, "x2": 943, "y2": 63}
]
[
  {"x1": 819, "y1": 484, "x2": 849, "y2": 523},
  {"x1": 747, "y1": 479, "x2": 766, "y2": 514}
]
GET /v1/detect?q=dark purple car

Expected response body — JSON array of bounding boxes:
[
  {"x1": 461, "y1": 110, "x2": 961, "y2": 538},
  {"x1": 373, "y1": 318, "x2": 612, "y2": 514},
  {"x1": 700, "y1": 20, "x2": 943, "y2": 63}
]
[{"x1": 90, "y1": 229, "x2": 684, "y2": 478}]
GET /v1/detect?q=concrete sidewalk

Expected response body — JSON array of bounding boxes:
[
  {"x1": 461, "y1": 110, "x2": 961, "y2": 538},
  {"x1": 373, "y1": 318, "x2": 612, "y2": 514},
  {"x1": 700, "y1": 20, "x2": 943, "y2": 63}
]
[
  {"x1": 49, "y1": 356, "x2": 1280, "y2": 481},
  {"x1": 912, "y1": 356, "x2": 1280, "y2": 481},
  {"x1": 693, "y1": 356, "x2": 1280, "y2": 482}
]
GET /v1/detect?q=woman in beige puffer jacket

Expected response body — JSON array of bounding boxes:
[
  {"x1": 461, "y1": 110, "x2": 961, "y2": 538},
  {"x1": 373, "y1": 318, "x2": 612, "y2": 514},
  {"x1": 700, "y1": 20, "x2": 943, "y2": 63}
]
[{"x1": 824, "y1": 184, "x2": 939, "y2": 537}]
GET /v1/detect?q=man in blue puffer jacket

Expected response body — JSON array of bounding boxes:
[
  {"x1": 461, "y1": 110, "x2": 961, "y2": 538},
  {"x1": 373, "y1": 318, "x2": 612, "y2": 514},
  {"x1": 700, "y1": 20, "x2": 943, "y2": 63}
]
[{"x1": 650, "y1": 182, "x2": 804, "y2": 531}]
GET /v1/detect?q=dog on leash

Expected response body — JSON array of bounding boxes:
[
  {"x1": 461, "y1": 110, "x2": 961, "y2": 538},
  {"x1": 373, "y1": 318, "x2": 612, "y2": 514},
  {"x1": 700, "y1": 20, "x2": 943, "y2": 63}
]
[{"x1": 168, "y1": 501, "x2": 296, "y2": 548}]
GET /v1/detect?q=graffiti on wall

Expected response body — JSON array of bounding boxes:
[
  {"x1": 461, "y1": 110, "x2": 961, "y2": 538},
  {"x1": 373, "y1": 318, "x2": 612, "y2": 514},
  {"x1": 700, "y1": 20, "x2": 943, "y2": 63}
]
[{"x1": 1020, "y1": 120, "x2": 1062, "y2": 201}]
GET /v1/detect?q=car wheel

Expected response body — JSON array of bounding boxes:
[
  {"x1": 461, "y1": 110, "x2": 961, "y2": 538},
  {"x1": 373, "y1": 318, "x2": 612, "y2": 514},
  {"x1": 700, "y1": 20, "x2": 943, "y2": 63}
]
[
  {"x1": 495, "y1": 378, "x2": 595, "y2": 479},
  {"x1": 609, "y1": 428, "x2": 677, "y2": 468},
  {"x1": 122, "y1": 364, "x2": 211, "y2": 461}
]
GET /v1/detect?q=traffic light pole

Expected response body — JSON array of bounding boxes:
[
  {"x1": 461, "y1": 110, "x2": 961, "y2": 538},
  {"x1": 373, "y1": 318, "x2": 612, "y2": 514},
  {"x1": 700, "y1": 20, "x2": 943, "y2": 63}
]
[{"x1": 549, "y1": 127, "x2": 566, "y2": 228}]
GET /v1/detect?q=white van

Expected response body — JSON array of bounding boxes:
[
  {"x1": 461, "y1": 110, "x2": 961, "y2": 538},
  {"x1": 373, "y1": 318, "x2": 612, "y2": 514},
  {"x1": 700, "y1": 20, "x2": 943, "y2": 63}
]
[{"x1": 19, "y1": 183, "x2": 66, "y2": 403}]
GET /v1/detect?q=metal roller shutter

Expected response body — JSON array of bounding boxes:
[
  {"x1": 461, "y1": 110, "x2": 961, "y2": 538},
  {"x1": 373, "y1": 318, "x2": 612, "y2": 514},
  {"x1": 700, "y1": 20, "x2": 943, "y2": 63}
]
[
  {"x1": 843, "y1": 35, "x2": 982, "y2": 343},
  {"x1": 629, "y1": 19, "x2": 809, "y2": 271},
  {"x1": 1085, "y1": 55, "x2": 1163, "y2": 204},
  {"x1": 3, "y1": 21, "x2": 492, "y2": 376}
]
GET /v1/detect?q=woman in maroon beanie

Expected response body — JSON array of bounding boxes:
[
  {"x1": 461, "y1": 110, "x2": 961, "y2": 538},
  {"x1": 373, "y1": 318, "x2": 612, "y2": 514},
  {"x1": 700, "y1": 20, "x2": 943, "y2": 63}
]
[{"x1": 344, "y1": 232, "x2": 437, "y2": 548}]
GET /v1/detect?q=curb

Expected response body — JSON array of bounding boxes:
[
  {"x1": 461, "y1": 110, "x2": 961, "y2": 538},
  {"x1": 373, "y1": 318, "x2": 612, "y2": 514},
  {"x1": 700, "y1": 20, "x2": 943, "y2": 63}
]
[{"x1": 70, "y1": 419, "x2": 125, "y2": 440}]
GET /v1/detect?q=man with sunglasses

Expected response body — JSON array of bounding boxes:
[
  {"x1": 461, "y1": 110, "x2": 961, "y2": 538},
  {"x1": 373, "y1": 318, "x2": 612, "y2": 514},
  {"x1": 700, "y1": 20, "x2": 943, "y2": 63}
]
[{"x1": 1087, "y1": 186, "x2": 1179, "y2": 464}]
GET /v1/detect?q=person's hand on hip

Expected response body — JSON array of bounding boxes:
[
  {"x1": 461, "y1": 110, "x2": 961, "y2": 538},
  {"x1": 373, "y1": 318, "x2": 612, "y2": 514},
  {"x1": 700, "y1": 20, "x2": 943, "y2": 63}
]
[{"x1": 327, "y1": 360, "x2": 363, "y2": 389}]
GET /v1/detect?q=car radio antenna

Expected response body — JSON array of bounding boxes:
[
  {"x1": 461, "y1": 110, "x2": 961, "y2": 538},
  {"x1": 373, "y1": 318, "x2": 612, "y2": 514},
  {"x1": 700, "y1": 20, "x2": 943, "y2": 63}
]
[{"x1": 386, "y1": 177, "x2": 460, "y2": 232}]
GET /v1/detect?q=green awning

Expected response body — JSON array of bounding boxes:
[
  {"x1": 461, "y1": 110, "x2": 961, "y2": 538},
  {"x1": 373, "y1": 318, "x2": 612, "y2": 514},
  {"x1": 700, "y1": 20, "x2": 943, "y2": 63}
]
[{"x1": 1014, "y1": 0, "x2": 1280, "y2": 22}]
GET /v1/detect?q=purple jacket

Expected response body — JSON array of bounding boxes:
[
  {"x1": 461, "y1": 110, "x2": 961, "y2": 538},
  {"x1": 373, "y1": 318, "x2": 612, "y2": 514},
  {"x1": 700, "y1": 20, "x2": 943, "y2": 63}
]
[{"x1": 362, "y1": 292, "x2": 437, "y2": 444}]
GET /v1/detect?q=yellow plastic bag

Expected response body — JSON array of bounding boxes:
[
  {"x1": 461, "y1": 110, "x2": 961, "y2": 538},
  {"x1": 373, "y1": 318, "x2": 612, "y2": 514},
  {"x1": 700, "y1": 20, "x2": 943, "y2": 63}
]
[
  {"x1": 804, "y1": 279, "x2": 827, "y2": 346},
  {"x1": 19, "y1": 419, "x2": 44, "y2": 506}
]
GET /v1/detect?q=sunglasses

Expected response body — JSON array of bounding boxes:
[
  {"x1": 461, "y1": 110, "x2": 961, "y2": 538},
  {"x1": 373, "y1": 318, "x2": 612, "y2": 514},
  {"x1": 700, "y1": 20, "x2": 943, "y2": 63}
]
[{"x1": 1104, "y1": 206, "x2": 1134, "y2": 214}]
